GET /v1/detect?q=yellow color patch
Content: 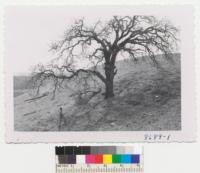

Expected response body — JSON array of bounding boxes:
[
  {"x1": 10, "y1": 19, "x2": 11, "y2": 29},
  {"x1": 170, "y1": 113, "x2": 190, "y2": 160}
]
[{"x1": 103, "y1": 154, "x2": 112, "y2": 164}]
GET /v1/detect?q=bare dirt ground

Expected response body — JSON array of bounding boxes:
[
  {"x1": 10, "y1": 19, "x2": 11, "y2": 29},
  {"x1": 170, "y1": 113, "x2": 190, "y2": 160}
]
[{"x1": 14, "y1": 54, "x2": 181, "y2": 131}]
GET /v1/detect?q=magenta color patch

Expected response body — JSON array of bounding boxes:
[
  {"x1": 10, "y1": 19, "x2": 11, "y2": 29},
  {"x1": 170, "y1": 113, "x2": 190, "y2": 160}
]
[{"x1": 86, "y1": 155, "x2": 95, "y2": 164}]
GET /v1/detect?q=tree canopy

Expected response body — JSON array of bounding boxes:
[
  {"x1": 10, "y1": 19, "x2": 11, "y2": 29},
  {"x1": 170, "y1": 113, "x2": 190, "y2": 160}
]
[{"x1": 32, "y1": 15, "x2": 179, "y2": 98}]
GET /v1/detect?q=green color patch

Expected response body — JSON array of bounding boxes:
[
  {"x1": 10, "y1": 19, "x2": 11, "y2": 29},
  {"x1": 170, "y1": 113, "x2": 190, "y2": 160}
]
[{"x1": 112, "y1": 155, "x2": 121, "y2": 163}]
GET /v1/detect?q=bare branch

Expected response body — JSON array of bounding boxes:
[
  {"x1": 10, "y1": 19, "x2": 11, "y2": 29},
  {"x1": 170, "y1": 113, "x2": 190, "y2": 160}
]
[{"x1": 32, "y1": 15, "x2": 179, "y2": 99}]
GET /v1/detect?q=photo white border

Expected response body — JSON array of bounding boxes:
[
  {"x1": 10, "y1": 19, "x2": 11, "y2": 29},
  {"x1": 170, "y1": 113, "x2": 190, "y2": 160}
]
[{"x1": 4, "y1": 5, "x2": 196, "y2": 143}]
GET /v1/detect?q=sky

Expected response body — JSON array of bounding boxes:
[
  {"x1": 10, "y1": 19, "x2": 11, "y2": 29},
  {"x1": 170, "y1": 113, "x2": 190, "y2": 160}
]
[{"x1": 4, "y1": 6, "x2": 185, "y2": 75}]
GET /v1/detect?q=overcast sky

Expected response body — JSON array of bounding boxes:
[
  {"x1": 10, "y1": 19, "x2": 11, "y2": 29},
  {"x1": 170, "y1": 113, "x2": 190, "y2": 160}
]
[{"x1": 5, "y1": 6, "x2": 186, "y2": 75}]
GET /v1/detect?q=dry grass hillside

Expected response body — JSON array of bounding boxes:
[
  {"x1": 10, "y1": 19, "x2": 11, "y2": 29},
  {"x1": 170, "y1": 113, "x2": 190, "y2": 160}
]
[{"x1": 14, "y1": 54, "x2": 181, "y2": 131}]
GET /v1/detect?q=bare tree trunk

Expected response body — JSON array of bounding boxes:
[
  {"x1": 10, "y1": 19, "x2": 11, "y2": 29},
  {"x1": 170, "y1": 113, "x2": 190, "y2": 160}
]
[
  {"x1": 104, "y1": 63, "x2": 115, "y2": 99},
  {"x1": 105, "y1": 78, "x2": 114, "y2": 98}
]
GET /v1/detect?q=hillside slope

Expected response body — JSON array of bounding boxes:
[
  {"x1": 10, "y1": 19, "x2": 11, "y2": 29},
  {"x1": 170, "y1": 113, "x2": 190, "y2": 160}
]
[{"x1": 14, "y1": 54, "x2": 181, "y2": 131}]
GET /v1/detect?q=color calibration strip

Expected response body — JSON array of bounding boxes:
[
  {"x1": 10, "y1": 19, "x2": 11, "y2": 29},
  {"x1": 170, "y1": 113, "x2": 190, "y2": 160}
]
[
  {"x1": 57, "y1": 154, "x2": 140, "y2": 164},
  {"x1": 55, "y1": 146, "x2": 143, "y2": 173}
]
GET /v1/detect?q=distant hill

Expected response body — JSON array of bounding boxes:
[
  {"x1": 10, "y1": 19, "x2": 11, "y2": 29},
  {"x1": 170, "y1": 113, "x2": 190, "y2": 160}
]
[
  {"x1": 14, "y1": 76, "x2": 32, "y2": 90},
  {"x1": 14, "y1": 76, "x2": 33, "y2": 97}
]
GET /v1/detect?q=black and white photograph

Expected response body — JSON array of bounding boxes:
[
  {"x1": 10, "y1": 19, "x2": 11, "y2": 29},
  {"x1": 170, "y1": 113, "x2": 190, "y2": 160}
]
[{"x1": 5, "y1": 6, "x2": 195, "y2": 142}]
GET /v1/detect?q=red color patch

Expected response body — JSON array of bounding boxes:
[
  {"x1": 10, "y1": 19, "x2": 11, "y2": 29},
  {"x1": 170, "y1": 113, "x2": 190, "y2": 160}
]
[{"x1": 95, "y1": 155, "x2": 103, "y2": 164}]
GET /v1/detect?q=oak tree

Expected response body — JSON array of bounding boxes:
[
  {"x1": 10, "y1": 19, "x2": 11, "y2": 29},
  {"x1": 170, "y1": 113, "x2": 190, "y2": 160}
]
[{"x1": 32, "y1": 16, "x2": 178, "y2": 99}]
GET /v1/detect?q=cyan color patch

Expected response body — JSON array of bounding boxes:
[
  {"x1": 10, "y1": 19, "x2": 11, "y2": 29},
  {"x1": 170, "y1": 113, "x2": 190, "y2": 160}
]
[{"x1": 121, "y1": 155, "x2": 132, "y2": 163}]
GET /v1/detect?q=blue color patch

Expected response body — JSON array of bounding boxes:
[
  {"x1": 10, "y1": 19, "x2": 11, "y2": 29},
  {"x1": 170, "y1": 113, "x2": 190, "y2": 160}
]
[
  {"x1": 121, "y1": 155, "x2": 132, "y2": 163},
  {"x1": 131, "y1": 154, "x2": 140, "y2": 164}
]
